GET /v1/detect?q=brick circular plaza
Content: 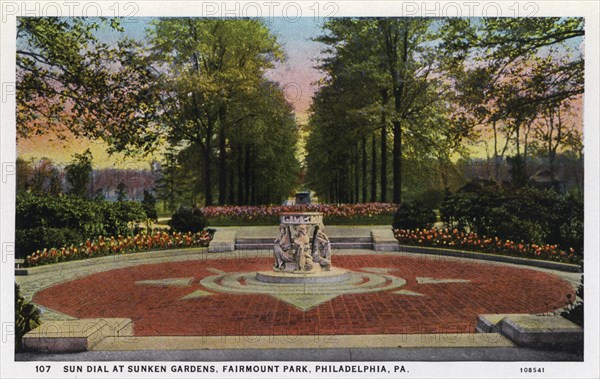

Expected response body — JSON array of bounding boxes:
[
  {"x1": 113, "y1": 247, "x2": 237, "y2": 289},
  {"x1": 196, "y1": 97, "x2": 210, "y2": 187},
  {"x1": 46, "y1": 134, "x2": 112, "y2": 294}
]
[{"x1": 33, "y1": 254, "x2": 575, "y2": 336}]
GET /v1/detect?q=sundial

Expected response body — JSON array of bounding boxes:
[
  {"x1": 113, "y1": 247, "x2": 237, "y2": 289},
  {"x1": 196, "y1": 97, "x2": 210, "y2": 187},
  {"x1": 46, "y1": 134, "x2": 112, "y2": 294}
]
[{"x1": 135, "y1": 213, "x2": 471, "y2": 311}]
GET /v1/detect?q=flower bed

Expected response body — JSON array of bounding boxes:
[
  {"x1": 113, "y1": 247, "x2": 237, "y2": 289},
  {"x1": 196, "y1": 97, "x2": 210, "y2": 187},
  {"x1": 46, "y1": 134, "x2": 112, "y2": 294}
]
[
  {"x1": 203, "y1": 203, "x2": 397, "y2": 222},
  {"x1": 393, "y1": 228, "x2": 581, "y2": 264},
  {"x1": 24, "y1": 230, "x2": 213, "y2": 267}
]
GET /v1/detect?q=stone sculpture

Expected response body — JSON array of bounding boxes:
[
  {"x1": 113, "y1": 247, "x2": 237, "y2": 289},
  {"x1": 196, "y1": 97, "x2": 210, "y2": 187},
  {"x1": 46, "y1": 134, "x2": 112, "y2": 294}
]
[
  {"x1": 273, "y1": 225, "x2": 294, "y2": 271},
  {"x1": 272, "y1": 212, "x2": 331, "y2": 274}
]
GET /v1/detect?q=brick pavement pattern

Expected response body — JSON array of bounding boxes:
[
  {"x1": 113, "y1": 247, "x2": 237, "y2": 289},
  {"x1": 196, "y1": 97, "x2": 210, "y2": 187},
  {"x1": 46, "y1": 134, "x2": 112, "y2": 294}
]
[{"x1": 33, "y1": 255, "x2": 575, "y2": 336}]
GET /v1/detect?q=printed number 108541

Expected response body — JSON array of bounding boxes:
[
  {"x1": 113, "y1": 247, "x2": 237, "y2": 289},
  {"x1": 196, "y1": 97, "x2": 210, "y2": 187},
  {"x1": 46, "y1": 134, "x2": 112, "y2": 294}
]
[{"x1": 520, "y1": 367, "x2": 545, "y2": 373}]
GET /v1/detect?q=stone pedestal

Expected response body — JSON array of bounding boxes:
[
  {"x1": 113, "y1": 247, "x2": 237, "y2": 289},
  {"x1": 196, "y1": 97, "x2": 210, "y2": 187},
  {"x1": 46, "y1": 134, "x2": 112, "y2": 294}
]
[{"x1": 256, "y1": 267, "x2": 351, "y2": 284}]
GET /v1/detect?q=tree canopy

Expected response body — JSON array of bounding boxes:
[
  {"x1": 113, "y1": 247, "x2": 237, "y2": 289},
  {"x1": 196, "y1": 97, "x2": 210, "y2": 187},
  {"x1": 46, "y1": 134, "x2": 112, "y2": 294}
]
[
  {"x1": 16, "y1": 16, "x2": 584, "y2": 207},
  {"x1": 17, "y1": 18, "x2": 159, "y2": 154}
]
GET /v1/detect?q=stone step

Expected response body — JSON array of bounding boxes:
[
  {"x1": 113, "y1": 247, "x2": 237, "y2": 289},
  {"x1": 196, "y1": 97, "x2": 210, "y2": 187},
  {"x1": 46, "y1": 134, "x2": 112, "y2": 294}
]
[
  {"x1": 209, "y1": 230, "x2": 237, "y2": 253},
  {"x1": 236, "y1": 237, "x2": 275, "y2": 244},
  {"x1": 235, "y1": 243, "x2": 273, "y2": 250},
  {"x1": 236, "y1": 236, "x2": 373, "y2": 243},
  {"x1": 331, "y1": 242, "x2": 374, "y2": 249},
  {"x1": 235, "y1": 242, "x2": 374, "y2": 250},
  {"x1": 23, "y1": 318, "x2": 133, "y2": 353},
  {"x1": 92, "y1": 333, "x2": 515, "y2": 351},
  {"x1": 329, "y1": 236, "x2": 373, "y2": 243},
  {"x1": 235, "y1": 235, "x2": 375, "y2": 251},
  {"x1": 477, "y1": 314, "x2": 583, "y2": 349},
  {"x1": 371, "y1": 229, "x2": 400, "y2": 251}
]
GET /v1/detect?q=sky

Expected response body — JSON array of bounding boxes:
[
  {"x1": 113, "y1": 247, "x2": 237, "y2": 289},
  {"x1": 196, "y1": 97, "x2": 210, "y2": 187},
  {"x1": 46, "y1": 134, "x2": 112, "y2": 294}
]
[
  {"x1": 17, "y1": 17, "x2": 328, "y2": 168},
  {"x1": 16, "y1": 17, "x2": 585, "y2": 169}
]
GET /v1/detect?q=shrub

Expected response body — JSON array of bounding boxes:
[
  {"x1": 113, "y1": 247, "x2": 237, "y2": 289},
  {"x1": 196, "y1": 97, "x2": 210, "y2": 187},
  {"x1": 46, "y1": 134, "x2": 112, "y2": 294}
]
[
  {"x1": 169, "y1": 206, "x2": 207, "y2": 233},
  {"x1": 440, "y1": 184, "x2": 583, "y2": 254},
  {"x1": 556, "y1": 192, "x2": 584, "y2": 253},
  {"x1": 392, "y1": 201, "x2": 436, "y2": 230},
  {"x1": 15, "y1": 227, "x2": 82, "y2": 260},
  {"x1": 16, "y1": 193, "x2": 103, "y2": 232},
  {"x1": 15, "y1": 193, "x2": 148, "y2": 259},
  {"x1": 142, "y1": 190, "x2": 158, "y2": 221},
  {"x1": 562, "y1": 265, "x2": 583, "y2": 327},
  {"x1": 415, "y1": 188, "x2": 447, "y2": 210},
  {"x1": 15, "y1": 283, "x2": 40, "y2": 351},
  {"x1": 440, "y1": 181, "x2": 502, "y2": 233},
  {"x1": 487, "y1": 210, "x2": 548, "y2": 245},
  {"x1": 559, "y1": 220, "x2": 584, "y2": 255},
  {"x1": 100, "y1": 201, "x2": 147, "y2": 236}
]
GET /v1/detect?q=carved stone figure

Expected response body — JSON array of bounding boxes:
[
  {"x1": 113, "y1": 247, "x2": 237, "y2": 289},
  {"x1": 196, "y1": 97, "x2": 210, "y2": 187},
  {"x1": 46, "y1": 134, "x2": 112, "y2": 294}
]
[
  {"x1": 293, "y1": 224, "x2": 313, "y2": 272},
  {"x1": 273, "y1": 226, "x2": 295, "y2": 271},
  {"x1": 312, "y1": 228, "x2": 331, "y2": 271},
  {"x1": 272, "y1": 213, "x2": 333, "y2": 274}
]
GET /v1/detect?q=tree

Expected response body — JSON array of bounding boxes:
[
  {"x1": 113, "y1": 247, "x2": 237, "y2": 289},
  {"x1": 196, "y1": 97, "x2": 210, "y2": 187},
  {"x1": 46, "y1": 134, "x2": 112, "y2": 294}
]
[
  {"x1": 16, "y1": 158, "x2": 33, "y2": 194},
  {"x1": 527, "y1": 56, "x2": 583, "y2": 178},
  {"x1": 147, "y1": 18, "x2": 296, "y2": 206},
  {"x1": 439, "y1": 18, "x2": 584, "y2": 184},
  {"x1": 224, "y1": 81, "x2": 300, "y2": 205},
  {"x1": 377, "y1": 18, "x2": 438, "y2": 203},
  {"x1": 65, "y1": 149, "x2": 93, "y2": 198},
  {"x1": 116, "y1": 182, "x2": 128, "y2": 202},
  {"x1": 308, "y1": 18, "x2": 456, "y2": 203},
  {"x1": 142, "y1": 190, "x2": 158, "y2": 221},
  {"x1": 47, "y1": 166, "x2": 63, "y2": 196},
  {"x1": 93, "y1": 188, "x2": 106, "y2": 201},
  {"x1": 306, "y1": 78, "x2": 376, "y2": 203},
  {"x1": 30, "y1": 158, "x2": 54, "y2": 194},
  {"x1": 155, "y1": 147, "x2": 188, "y2": 211},
  {"x1": 17, "y1": 18, "x2": 160, "y2": 154},
  {"x1": 313, "y1": 19, "x2": 387, "y2": 202}
]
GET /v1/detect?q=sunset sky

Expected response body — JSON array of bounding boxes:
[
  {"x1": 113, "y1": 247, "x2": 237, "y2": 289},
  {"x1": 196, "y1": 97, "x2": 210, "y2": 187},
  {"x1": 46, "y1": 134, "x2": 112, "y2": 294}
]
[
  {"x1": 16, "y1": 18, "x2": 584, "y2": 169},
  {"x1": 17, "y1": 17, "x2": 328, "y2": 168}
]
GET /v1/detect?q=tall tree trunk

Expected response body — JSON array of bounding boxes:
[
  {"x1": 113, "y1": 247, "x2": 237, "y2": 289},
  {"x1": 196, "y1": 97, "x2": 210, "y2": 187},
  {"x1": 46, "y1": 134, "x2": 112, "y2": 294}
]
[
  {"x1": 392, "y1": 27, "x2": 409, "y2": 204},
  {"x1": 354, "y1": 154, "x2": 359, "y2": 204},
  {"x1": 362, "y1": 136, "x2": 368, "y2": 203},
  {"x1": 218, "y1": 105, "x2": 227, "y2": 205},
  {"x1": 266, "y1": 179, "x2": 272, "y2": 204},
  {"x1": 342, "y1": 170, "x2": 348, "y2": 203},
  {"x1": 371, "y1": 131, "x2": 377, "y2": 202},
  {"x1": 523, "y1": 120, "x2": 532, "y2": 175},
  {"x1": 244, "y1": 145, "x2": 251, "y2": 204},
  {"x1": 439, "y1": 158, "x2": 449, "y2": 191},
  {"x1": 204, "y1": 118, "x2": 213, "y2": 206},
  {"x1": 380, "y1": 91, "x2": 388, "y2": 203},
  {"x1": 392, "y1": 118, "x2": 402, "y2": 204},
  {"x1": 169, "y1": 172, "x2": 175, "y2": 212},
  {"x1": 250, "y1": 149, "x2": 256, "y2": 205},
  {"x1": 548, "y1": 107, "x2": 560, "y2": 179},
  {"x1": 236, "y1": 144, "x2": 244, "y2": 205},
  {"x1": 515, "y1": 121, "x2": 521, "y2": 157},
  {"x1": 344, "y1": 169, "x2": 356, "y2": 203},
  {"x1": 228, "y1": 158, "x2": 235, "y2": 204},
  {"x1": 493, "y1": 120, "x2": 499, "y2": 181},
  {"x1": 333, "y1": 176, "x2": 338, "y2": 204}
]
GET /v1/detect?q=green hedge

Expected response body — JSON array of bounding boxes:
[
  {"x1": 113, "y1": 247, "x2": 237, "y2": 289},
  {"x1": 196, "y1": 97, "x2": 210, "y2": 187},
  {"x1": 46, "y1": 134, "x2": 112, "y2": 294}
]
[
  {"x1": 392, "y1": 201, "x2": 437, "y2": 230},
  {"x1": 441, "y1": 184, "x2": 583, "y2": 254},
  {"x1": 15, "y1": 193, "x2": 147, "y2": 259},
  {"x1": 169, "y1": 206, "x2": 207, "y2": 233}
]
